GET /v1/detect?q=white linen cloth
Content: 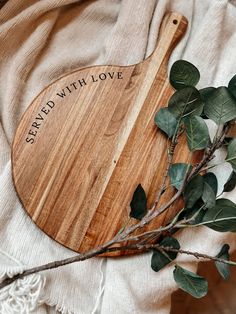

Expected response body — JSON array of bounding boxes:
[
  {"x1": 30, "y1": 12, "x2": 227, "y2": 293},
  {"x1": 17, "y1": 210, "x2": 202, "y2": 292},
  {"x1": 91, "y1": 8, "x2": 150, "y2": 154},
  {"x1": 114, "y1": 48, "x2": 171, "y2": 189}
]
[{"x1": 0, "y1": 0, "x2": 236, "y2": 313}]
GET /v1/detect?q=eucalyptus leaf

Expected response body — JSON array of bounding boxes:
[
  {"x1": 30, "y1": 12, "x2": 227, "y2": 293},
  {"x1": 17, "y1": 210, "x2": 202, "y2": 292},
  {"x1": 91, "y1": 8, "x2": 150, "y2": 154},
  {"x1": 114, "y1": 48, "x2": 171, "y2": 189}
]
[
  {"x1": 226, "y1": 138, "x2": 236, "y2": 171},
  {"x1": 215, "y1": 244, "x2": 230, "y2": 280},
  {"x1": 217, "y1": 198, "x2": 236, "y2": 207},
  {"x1": 228, "y1": 74, "x2": 236, "y2": 99},
  {"x1": 184, "y1": 203, "x2": 206, "y2": 224},
  {"x1": 170, "y1": 60, "x2": 200, "y2": 90},
  {"x1": 204, "y1": 86, "x2": 236, "y2": 124},
  {"x1": 168, "y1": 87, "x2": 203, "y2": 119},
  {"x1": 202, "y1": 182, "x2": 216, "y2": 208},
  {"x1": 130, "y1": 184, "x2": 147, "y2": 220},
  {"x1": 169, "y1": 163, "x2": 191, "y2": 190},
  {"x1": 151, "y1": 237, "x2": 180, "y2": 272},
  {"x1": 184, "y1": 116, "x2": 209, "y2": 151},
  {"x1": 200, "y1": 87, "x2": 216, "y2": 101},
  {"x1": 202, "y1": 198, "x2": 236, "y2": 232},
  {"x1": 199, "y1": 87, "x2": 216, "y2": 119},
  {"x1": 223, "y1": 171, "x2": 236, "y2": 192},
  {"x1": 203, "y1": 172, "x2": 218, "y2": 196},
  {"x1": 154, "y1": 108, "x2": 178, "y2": 138},
  {"x1": 173, "y1": 265, "x2": 208, "y2": 298},
  {"x1": 184, "y1": 175, "x2": 204, "y2": 208}
]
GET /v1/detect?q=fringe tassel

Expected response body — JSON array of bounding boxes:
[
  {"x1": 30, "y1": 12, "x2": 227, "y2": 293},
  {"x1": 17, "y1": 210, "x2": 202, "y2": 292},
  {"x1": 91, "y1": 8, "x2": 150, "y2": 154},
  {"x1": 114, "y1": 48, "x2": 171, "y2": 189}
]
[{"x1": 0, "y1": 273, "x2": 45, "y2": 314}]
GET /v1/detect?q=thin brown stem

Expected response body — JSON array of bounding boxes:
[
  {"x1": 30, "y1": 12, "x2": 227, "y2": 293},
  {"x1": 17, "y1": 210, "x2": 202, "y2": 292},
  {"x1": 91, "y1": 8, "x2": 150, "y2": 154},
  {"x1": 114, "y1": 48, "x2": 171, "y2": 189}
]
[
  {"x1": 1, "y1": 242, "x2": 235, "y2": 290},
  {"x1": 159, "y1": 246, "x2": 236, "y2": 266},
  {"x1": 154, "y1": 123, "x2": 182, "y2": 207}
]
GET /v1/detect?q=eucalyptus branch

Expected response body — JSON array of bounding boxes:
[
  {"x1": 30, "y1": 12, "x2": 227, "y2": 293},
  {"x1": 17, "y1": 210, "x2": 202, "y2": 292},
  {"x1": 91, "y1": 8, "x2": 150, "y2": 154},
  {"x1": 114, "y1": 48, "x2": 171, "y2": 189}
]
[
  {"x1": 1, "y1": 241, "x2": 235, "y2": 290},
  {"x1": 0, "y1": 109, "x2": 230, "y2": 291}
]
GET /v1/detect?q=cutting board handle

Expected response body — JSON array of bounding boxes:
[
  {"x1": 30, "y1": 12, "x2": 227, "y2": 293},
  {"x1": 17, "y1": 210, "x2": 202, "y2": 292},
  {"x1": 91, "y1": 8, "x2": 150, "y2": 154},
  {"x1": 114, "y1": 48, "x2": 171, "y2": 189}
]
[{"x1": 144, "y1": 12, "x2": 188, "y2": 79}]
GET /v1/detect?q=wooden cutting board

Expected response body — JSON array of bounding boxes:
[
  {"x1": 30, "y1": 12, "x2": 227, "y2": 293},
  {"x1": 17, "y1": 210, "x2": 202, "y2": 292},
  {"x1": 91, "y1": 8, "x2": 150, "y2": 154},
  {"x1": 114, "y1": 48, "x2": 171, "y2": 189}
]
[{"x1": 12, "y1": 12, "x2": 191, "y2": 256}]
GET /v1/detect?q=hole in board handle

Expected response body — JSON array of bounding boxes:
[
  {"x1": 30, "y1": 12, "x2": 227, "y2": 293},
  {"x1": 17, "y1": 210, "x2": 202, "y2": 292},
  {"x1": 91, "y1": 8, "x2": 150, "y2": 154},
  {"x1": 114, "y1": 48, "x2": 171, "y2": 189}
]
[{"x1": 173, "y1": 19, "x2": 178, "y2": 25}]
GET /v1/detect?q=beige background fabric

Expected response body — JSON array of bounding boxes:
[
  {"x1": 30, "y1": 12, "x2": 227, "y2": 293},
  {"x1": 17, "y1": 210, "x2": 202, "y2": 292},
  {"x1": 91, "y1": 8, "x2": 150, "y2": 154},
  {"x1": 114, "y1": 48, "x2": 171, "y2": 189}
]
[{"x1": 0, "y1": 0, "x2": 236, "y2": 313}]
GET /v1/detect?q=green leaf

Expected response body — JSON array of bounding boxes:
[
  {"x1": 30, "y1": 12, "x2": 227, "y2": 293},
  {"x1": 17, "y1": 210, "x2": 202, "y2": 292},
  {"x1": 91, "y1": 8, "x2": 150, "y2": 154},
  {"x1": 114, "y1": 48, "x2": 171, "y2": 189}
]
[
  {"x1": 200, "y1": 87, "x2": 216, "y2": 100},
  {"x1": 130, "y1": 184, "x2": 147, "y2": 220},
  {"x1": 151, "y1": 237, "x2": 180, "y2": 272},
  {"x1": 168, "y1": 87, "x2": 203, "y2": 119},
  {"x1": 228, "y1": 74, "x2": 236, "y2": 99},
  {"x1": 217, "y1": 198, "x2": 236, "y2": 207},
  {"x1": 203, "y1": 172, "x2": 218, "y2": 196},
  {"x1": 223, "y1": 171, "x2": 236, "y2": 192},
  {"x1": 170, "y1": 60, "x2": 200, "y2": 90},
  {"x1": 184, "y1": 116, "x2": 209, "y2": 151},
  {"x1": 199, "y1": 88, "x2": 216, "y2": 119},
  {"x1": 215, "y1": 244, "x2": 230, "y2": 280},
  {"x1": 201, "y1": 172, "x2": 218, "y2": 209},
  {"x1": 184, "y1": 175, "x2": 204, "y2": 208},
  {"x1": 202, "y1": 198, "x2": 236, "y2": 232},
  {"x1": 204, "y1": 86, "x2": 236, "y2": 125},
  {"x1": 169, "y1": 163, "x2": 191, "y2": 190},
  {"x1": 173, "y1": 265, "x2": 208, "y2": 298},
  {"x1": 154, "y1": 108, "x2": 178, "y2": 138},
  {"x1": 226, "y1": 138, "x2": 236, "y2": 171},
  {"x1": 202, "y1": 181, "x2": 216, "y2": 208},
  {"x1": 184, "y1": 203, "x2": 206, "y2": 224}
]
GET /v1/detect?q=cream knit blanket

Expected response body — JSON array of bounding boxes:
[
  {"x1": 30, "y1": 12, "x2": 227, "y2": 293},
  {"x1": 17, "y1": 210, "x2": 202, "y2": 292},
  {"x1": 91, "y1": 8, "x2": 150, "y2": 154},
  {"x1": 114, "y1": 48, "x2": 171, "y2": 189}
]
[{"x1": 0, "y1": 0, "x2": 236, "y2": 313}]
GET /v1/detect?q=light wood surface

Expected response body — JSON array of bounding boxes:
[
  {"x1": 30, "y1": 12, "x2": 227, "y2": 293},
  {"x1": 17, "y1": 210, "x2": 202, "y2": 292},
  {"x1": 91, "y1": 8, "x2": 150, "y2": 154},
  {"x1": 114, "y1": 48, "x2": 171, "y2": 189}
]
[{"x1": 12, "y1": 12, "x2": 190, "y2": 256}]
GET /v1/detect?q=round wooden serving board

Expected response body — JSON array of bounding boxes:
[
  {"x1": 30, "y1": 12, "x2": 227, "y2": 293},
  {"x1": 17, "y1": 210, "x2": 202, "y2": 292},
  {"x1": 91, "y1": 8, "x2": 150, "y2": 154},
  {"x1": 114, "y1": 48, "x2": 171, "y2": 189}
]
[{"x1": 12, "y1": 13, "x2": 191, "y2": 256}]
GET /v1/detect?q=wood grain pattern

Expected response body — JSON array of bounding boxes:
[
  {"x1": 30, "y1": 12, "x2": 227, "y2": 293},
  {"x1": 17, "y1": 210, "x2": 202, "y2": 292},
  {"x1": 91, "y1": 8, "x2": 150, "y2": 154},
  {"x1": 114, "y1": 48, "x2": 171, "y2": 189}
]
[{"x1": 12, "y1": 12, "x2": 190, "y2": 256}]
